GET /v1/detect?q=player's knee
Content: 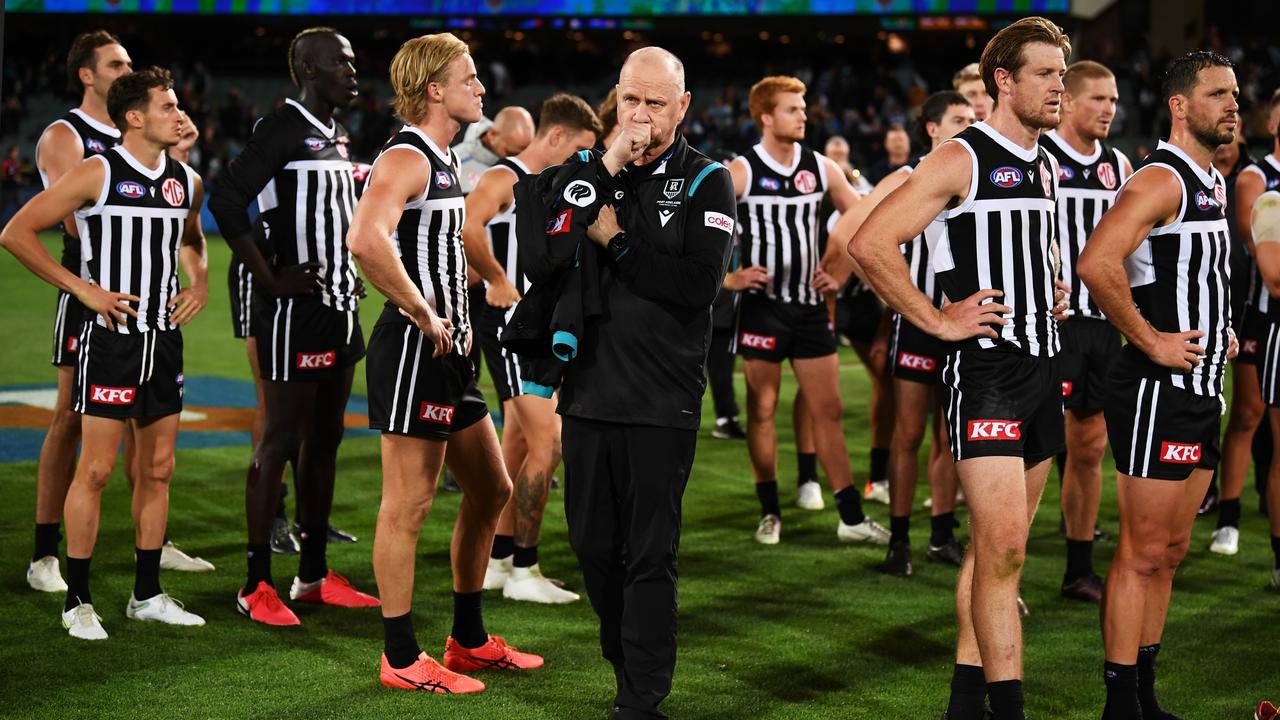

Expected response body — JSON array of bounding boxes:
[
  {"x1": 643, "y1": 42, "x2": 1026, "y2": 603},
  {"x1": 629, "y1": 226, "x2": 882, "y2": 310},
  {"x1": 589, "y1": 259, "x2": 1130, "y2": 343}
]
[
  {"x1": 1227, "y1": 399, "x2": 1265, "y2": 432},
  {"x1": 48, "y1": 407, "x2": 82, "y2": 439},
  {"x1": 79, "y1": 459, "x2": 115, "y2": 492},
  {"x1": 385, "y1": 492, "x2": 433, "y2": 530},
  {"x1": 891, "y1": 422, "x2": 926, "y2": 451},
  {"x1": 810, "y1": 397, "x2": 844, "y2": 424},
  {"x1": 1123, "y1": 537, "x2": 1169, "y2": 578},
  {"x1": 143, "y1": 456, "x2": 175, "y2": 484},
  {"x1": 1162, "y1": 537, "x2": 1192, "y2": 571}
]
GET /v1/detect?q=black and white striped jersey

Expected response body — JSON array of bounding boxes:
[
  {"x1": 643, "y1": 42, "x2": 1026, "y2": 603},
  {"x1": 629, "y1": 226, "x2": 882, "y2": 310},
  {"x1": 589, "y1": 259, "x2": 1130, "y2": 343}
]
[
  {"x1": 209, "y1": 99, "x2": 359, "y2": 312},
  {"x1": 897, "y1": 156, "x2": 949, "y2": 307},
  {"x1": 1123, "y1": 140, "x2": 1232, "y2": 397},
  {"x1": 937, "y1": 122, "x2": 1059, "y2": 356},
  {"x1": 482, "y1": 157, "x2": 530, "y2": 296},
  {"x1": 1040, "y1": 130, "x2": 1129, "y2": 320},
  {"x1": 736, "y1": 143, "x2": 830, "y2": 306},
  {"x1": 1245, "y1": 154, "x2": 1280, "y2": 320},
  {"x1": 371, "y1": 125, "x2": 469, "y2": 356},
  {"x1": 74, "y1": 146, "x2": 194, "y2": 334},
  {"x1": 37, "y1": 109, "x2": 121, "y2": 274}
]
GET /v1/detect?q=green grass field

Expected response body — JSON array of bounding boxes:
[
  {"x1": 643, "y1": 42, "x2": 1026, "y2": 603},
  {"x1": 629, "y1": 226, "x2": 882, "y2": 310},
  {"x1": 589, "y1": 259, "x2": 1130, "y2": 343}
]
[{"x1": 0, "y1": 235, "x2": 1275, "y2": 719}]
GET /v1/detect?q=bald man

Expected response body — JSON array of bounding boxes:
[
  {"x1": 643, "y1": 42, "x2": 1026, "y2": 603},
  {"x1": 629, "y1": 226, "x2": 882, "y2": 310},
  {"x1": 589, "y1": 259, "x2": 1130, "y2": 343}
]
[
  {"x1": 565, "y1": 47, "x2": 736, "y2": 718},
  {"x1": 455, "y1": 105, "x2": 535, "y2": 193}
]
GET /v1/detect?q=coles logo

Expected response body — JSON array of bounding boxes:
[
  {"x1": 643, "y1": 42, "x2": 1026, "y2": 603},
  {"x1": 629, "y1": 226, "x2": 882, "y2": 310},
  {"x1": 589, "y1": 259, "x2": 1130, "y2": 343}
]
[
  {"x1": 1195, "y1": 190, "x2": 1213, "y2": 211},
  {"x1": 304, "y1": 136, "x2": 327, "y2": 152},
  {"x1": 967, "y1": 419, "x2": 1022, "y2": 441},
  {"x1": 1097, "y1": 162, "x2": 1118, "y2": 190},
  {"x1": 739, "y1": 332, "x2": 777, "y2": 351},
  {"x1": 1243, "y1": 338, "x2": 1259, "y2": 355},
  {"x1": 296, "y1": 350, "x2": 337, "y2": 369},
  {"x1": 1062, "y1": 380, "x2": 1073, "y2": 397},
  {"x1": 794, "y1": 169, "x2": 818, "y2": 194},
  {"x1": 161, "y1": 177, "x2": 186, "y2": 207},
  {"x1": 90, "y1": 384, "x2": 137, "y2": 405},
  {"x1": 86, "y1": 138, "x2": 107, "y2": 154},
  {"x1": 419, "y1": 402, "x2": 455, "y2": 426},
  {"x1": 704, "y1": 211, "x2": 735, "y2": 234},
  {"x1": 115, "y1": 180, "x2": 146, "y2": 199},
  {"x1": 990, "y1": 166, "x2": 1023, "y2": 188},
  {"x1": 547, "y1": 208, "x2": 572, "y2": 235},
  {"x1": 897, "y1": 351, "x2": 936, "y2": 372},
  {"x1": 1214, "y1": 181, "x2": 1227, "y2": 207},
  {"x1": 758, "y1": 177, "x2": 781, "y2": 192},
  {"x1": 435, "y1": 171, "x2": 453, "y2": 189},
  {"x1": 1057, "y1": 165, "x2": 1075, "y2": 182},
  {"x1": 1160, "y1": 441, "x2": 1202, "y2": 464}
]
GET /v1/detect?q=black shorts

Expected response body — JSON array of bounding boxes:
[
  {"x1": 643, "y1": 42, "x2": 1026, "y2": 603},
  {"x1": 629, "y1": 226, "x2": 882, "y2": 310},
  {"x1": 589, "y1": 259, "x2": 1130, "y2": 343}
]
[
  {"x1": 477, "y1": 304, "x2": 525, "y2": 403},
  {"x1": 253, "y1": 296, "x2": 365, "y2": 382},
  {"x1": 228, "y1": 259, "x2": 255, "y2": 340},
  {"x1": 1257, "y1": 316, "x2": 1280, "y2": 406},
  {"x1": 366, "y1": 319, "x2": 490, "y2": 441},
  {"x1": 72, "y1": 323, "x2": 184, "y2": 419},
  {"x1": 1236, "y1": 305, "x2": 1266, "y2": 366},
  {"x1": 836, "y1": 290, "x2": 882, "y2": 345},
  {"x1": 1104, "y1": 369, "x2": 1221, "y2": 480},
  {"x1": 51, "y1": 290, "x2": 86, "y2": 368},
  {"x1": 736, "y1": 294, "x2": 836, "y2": 362},
  {"x1": 939, "y1": 348, "x2": 1064, "y2": 464},
  {"x1": 889, "y1": 313, "x2": 945, "y2": 384},
  {"x1": 1058, "y1": 318, "x2": 1122, "y2": 411}
]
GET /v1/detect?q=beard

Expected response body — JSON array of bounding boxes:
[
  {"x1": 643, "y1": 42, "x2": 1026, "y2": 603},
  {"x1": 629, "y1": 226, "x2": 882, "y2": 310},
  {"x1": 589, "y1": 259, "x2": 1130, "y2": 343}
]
[
  {"x1": 1190, "y1": 118, "x2": 1235, "y2": 150},
  {"x1": 1014, "y1": 95, "x2": 1060, "y2": 130}
]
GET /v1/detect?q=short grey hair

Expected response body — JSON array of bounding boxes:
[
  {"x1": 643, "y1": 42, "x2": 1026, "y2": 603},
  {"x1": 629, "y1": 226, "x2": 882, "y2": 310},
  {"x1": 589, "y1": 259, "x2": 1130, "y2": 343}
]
[{"x1": 620, "y1": 46, "x2": 685, "y2": 93}]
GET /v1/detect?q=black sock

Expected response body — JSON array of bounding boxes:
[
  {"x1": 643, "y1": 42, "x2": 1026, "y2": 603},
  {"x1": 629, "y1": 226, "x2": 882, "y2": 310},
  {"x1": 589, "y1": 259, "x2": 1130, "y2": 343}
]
[
  {"x1": 491, "y1": 534, "x2": 514, "y2": 560},
  {"x1": 276, "y1": 481, "x2": 288, "y2": 520},
  {"x1": 65, "y1": 556, "x2": 92, "y2": 612},
  {"x1": 383, "y1": 612, "x2": 422, "y2": 669},
  {"x1": 1216, "y1": 498, "x2": 1241, "y2": 529},
  {"x1": 889, "y1": 515, "x2": 910, "y2": 545},
  {"x1": 834, "y1": 486, "x2": 866, "y2": 526},
  {"x1": 1102, "y1": 661, "x2": 1140, "y2": 720},
  {"x1": 33, "y1": 522, "x2": 61, "y2": 562},
  {"x1": 1065, "y1": 538, "x2": 1094, "y2": 582},
  {"x1": 513, "y1": 544, "x2": 538, "y2": 568},
  {"x1": 1054, "y1": 450, "x2": 1066, "y2": 482},
  {"x1": 1137, "y1": 643, "x2": 1182, "y2": 719},
  {"x1": 869, "y1": 447, "x2": 889, "y2": 483},
  {"x1": 930, "y1": 512, "x2": 956, "y2": 546},
  {"x1": 297, "y1": 522, "x2": 329, "y2": 583},
  {"x1": 987, "y1": 679, "x2": 1024, "y2": 720},
  {"x1": 133, "y1": 547, "x2": 163, "y2": 600},
  {"x1": 1272, "y1": 536, "x2": 1280, "y2": 569},
  {"x1": 797, "y1": 453, "x2": 817, "y2": 485},
  {"x1": 245, "y1": 543, "x2": 272, "y2": 591},
  {"x1": 945, "y1": 664, "x2": 987, "y2": 720},
  {"x1": 451, "y1": 590, "x2": 488, "y2": 648},
  {"x1": 756, "y1": 481, "x2": 781, "y2": 518}
]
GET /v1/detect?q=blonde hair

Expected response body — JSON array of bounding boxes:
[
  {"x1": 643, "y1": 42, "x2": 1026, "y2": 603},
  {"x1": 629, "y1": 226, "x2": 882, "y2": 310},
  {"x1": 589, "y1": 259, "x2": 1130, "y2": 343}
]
[
  {"x1": 952, "y1": 62, "x2": 981, "y2": 90},
  {"x1": 1062, "y1": 59, "x2": 1114, "y2": 96},
  {"x1": 390, "y1": 33, "x2": 470, "y2": 124},
  {"x1": 748, "y1": 75, "x2": 806, "y2": 128},
  {"x1": 980, "y1": 17, "x2": 1072, "y2": 102}
]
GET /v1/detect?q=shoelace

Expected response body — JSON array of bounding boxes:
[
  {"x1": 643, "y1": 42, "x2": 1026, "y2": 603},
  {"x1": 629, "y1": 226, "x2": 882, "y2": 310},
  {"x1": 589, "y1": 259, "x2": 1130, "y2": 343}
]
[
  {"x1": 154, "y1": 594, "x2": 186, "y2": 614},
  {"x1": 255, "y1": 586, "x2": 287, "y2": 613},
  {"x1": 73, "y1": 604, "x2": 103, "y2": 628}
]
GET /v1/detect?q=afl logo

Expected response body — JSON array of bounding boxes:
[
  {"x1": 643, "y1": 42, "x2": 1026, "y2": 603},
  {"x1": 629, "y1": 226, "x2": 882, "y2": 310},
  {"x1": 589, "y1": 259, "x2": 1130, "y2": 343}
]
[
  {"x1": 1195, "y1": 190, "x2": 1213, "y2": 211},
  {"x1": 304, "y1": 136, "x2": 327, "y2": 152},
  {"x1": 434, "y1": 171, "x2": 453, "y2": 189},
  {"x1": 758, "y1": 177, "x2": 781, "y2": 192},
  {"x1": 85, "y1": 138, "x2": 107, "y2": 154},
  {"x1": 990, "y1": 166, "x2": 1023, "y2": 188},
  {"x1": 794, "y1": 169, "x2": 818, "y2": 194},
  {"x1": 115, "y1": 180, "x2": 146, "y2": 199},
  {"x1": 1097, "y1": 163, "x2": 1118, "y2": 190},
  {"x1": 161, "y1": 177, "x2": 186, "y2": 207},
  {"x1": 1057, "y1": 165, "x2": 1075, "y2": 182}
]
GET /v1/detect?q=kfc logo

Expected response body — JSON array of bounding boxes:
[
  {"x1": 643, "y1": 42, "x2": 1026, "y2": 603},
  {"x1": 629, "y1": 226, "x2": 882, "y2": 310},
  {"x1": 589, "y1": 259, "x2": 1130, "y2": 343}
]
[
  {"x1": 704, "y1": 211, "x2": 735, "y2": 234},
  {"x1": 1062, "y1": 380, "x2": 1073, "y2": 397},
  {"x1": 66, "y1": 336, "x2": 78, "y2": 354},
  {"x1": 296, "y1": 350, "x2": 337, "y2": 369},
  {"x1": 1243, "y1": 339, "x2": 1259, "y2": 355},
  {"x1": 739, "y1": 332, "x2": 777, "y2": 351},
  {"x1": 1160, "y1": 441, "x2": 1202, "y2": 464},
  {"x1": 547, "y1": 208, "x2": 572, "y2": 235},
  {"x1": 794, "y1": 170, "x2": 818, "y2": 194},
  {"x1": 1097, "y1": 162, "x2": 1118, "y2": 190},
  {"x1": 967, "y1": 420, "x2": 1022, "y2": 441},
  {"x1": 90, "y1": 385, "x2": 136, "y2": 405},
  {"x1": 419, "y1": 402, "x2": 455, "y2": 426},
  {"x1": 897, "y1": 352, "x2": 936, "y2": 372},
  {"x1": 161, "y1": 177, "x2": 186, "y2": 207}
]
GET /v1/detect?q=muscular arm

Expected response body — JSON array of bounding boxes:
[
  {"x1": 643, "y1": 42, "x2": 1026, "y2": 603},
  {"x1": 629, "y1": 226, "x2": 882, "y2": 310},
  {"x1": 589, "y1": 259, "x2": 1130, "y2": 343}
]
[
  {"x1": 1253, "y1": 192, "x2": 1280, "y2": 297},
  {"x1": 849, "y1": 141, "x2": 1005, "y2": 341},
  {"x1": 1236, "y1": 168, "x2": 1266, "y2": 261},
  {"x1": 826, "y1": 165, "x2": 911, "y2": 285},
  {"x1": 170, "y1": 174, "x2": 209, "y2": 325},
  {"x1": 461, "y1": 167, "x2": 520, "y2": 307},
  {"x1": 35, "y1": 122, "x2": 86, "y2": 236},
  {"x1": 817, "y1": 155, "x2": 864, "y2": 287}
]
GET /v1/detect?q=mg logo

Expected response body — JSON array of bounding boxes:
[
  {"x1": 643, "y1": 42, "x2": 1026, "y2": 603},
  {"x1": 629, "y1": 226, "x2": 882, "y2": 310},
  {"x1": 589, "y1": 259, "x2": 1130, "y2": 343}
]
[
  {"x1": 161, "y1": 177, "x2": 186, "y2": 207},
  {"x1": 739, "y1": 332, "x2": 777, "y2": 351},
  {"x1": 967, "y1": 419, "x2": 1021, "y2": 441},
  {"x1": 990, "y1": 166, "x2": 1023, "y2": 188},
  {"x1": 897, "y1": 351, "x2": 936, "y2": 372},
  {"x1": 296, "y1": 350, "x2": 337, "y2": 369},
  {"x1": 90, "y1": 385, "x2": 137, "y2": 405},
  {"x1": 419, "y1": 402, "x2": 455, "y2": 426},
  {"x1": 1160, "y1": 441, "x2": 1201, "y2": 464}
]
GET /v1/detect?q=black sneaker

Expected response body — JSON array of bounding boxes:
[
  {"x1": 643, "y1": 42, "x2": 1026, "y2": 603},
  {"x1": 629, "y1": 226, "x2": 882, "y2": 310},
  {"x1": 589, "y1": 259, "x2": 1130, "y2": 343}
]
[
  {"x1": 712, "y1": 417, "x2": 746, "y2": 440},
  {"x1": 326, "y1": 525, "x2": 358, "y2": 544},
  {"x1": 1061, "y1": 573, "x2": 1104, "y2": 603},
  {"x1": 270, "y1": 516, "x2": 299, "y2": 555},
  {"x1": 441, "y1": 470, "x2": 462, "y2": 494},
  {"x1": 926, "y1": 538, "x2": 966, "y2": 567},
  {"x1": 880, "y1": 541, "x2": 913, "y2": 577}
]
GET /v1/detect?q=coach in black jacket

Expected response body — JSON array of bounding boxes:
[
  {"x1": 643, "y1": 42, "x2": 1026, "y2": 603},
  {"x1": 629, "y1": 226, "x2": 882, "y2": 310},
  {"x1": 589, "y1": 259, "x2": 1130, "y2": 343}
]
[{"x1": 565, "y1": 47, "x2": 736, "y2": 720}]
